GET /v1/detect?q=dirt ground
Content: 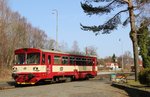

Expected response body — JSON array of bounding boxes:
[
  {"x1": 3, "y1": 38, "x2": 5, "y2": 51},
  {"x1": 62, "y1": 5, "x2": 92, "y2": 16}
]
[{"x1": 0, "y1": 68, "x2": 12, "y2": 82}]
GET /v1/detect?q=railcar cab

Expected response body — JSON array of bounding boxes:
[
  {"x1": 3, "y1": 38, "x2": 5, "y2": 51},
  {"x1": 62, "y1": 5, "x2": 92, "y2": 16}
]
[
  {"x1": 12, "y1": 48, "x2": 48, "y2": 85},
  {"x1": 14, "y1": 48, "x2": 42, "y2": 65}
]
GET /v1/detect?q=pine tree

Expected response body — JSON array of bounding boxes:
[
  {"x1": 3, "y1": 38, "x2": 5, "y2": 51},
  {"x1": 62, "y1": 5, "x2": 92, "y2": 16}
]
[{"x1": 137, "y1": 20, "x2": 150, "y2": 68}]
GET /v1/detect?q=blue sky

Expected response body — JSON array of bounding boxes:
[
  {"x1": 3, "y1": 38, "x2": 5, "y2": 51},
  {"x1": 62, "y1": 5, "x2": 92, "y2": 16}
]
[{"x1": 9, "y1": 0, "x2": 133, "y2": 58}]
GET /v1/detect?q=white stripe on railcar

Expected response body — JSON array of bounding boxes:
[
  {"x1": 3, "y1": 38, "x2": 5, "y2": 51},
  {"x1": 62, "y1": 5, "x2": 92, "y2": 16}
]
[
  {"x1": 13, "y1": 65, "x2": 46, "y2": 73},
  {"x1": 52, "y1": 66, "x2": 93, "y2": 72}
]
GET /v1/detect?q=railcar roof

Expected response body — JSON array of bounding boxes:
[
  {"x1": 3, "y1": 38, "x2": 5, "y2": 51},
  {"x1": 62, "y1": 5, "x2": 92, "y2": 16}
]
[
  {"x1": 41, "y1": 49, "x2": 97, "y2": 57},
  {"x1": 41, "y1": 49, "x2": 67, "y2": 54},
  {"x1": 15, "y1": 48, "x2": 97, "y2": 57}
]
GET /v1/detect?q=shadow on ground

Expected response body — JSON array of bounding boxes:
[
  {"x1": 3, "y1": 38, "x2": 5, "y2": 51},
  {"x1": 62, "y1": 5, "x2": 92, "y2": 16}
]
[
  {"x1": 7, "y1": 81, "x2": 16, "y2": 86},
  {"x1": 112, "y1": 83, "x2": 150, "y2": 97}
]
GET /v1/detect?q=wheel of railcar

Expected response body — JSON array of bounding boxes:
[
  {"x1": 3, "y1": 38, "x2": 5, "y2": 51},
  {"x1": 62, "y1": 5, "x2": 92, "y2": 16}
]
[
  {"x1": 85, "y1": 74, "x2": 90, "y2": 80},
  {"x1": 53, "y1": 77, "x2": 59, "y2": 82},
  {"x1": 51, "y1": 78, "x2": 55, "y2": 83},
  {"x1": 66, "y1": 77, "x2": 72, "y2": 82},
  {"x1": 72, "y1": 76, "x2": 75, "y2": 81}
]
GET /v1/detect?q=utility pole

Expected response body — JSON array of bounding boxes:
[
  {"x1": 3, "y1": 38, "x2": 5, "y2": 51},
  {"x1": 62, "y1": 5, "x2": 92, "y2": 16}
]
[{"x1": 52, "y1": 9, "x2": 58, "y2": 50}]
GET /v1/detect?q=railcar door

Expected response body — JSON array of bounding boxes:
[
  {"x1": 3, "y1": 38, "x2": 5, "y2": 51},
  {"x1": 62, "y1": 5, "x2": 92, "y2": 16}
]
[
  {"x1": 46, "y1": 55, "x2": 51, "y2": 75},
  {"x1": 92, "y1": 58, "x2": 96, "y2": 71}
]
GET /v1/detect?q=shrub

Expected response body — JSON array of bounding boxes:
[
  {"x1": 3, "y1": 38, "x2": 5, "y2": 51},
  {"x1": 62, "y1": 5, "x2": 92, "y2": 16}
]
[{"x1": 138, "y1": 68, "x2": 150, "y2": 86}]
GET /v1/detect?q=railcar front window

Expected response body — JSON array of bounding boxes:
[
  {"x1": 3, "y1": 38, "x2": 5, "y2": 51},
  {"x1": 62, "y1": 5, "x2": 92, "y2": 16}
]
[
  {"x1": 15, "y1": 54, "x2": 25, "y2": 64},
  {"x1": 27, "y1": 53, "x2": 40, "y2": 64}
]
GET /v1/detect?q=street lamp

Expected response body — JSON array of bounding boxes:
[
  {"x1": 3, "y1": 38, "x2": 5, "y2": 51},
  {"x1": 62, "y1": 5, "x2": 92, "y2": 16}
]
[
  {"x1": 119, "y1": 38, "x2": 124, "y2": 70},
  {"x1": 52, "y1": 9, "x2": 58, "y2": 50}
]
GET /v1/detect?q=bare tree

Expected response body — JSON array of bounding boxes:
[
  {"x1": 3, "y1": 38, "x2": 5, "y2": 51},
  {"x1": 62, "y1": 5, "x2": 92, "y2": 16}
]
[
  {"x1": 117, "y1": 51, "x2": 133, "y2": 68},
  {"x1": 70, "y1": 41, "x2": 80, "y2": 54},
  {"x1": 0, "y1": 0, "x2": 11, "y2": 67},
  {"x1": 0, "y1": 0, "x2": 48, "y2": 68},
  {"x1": 59, "y1": 41, "x2": 68, "y2": 52},
  {"x1": 85, "y1": 46, "x2": 97, "y2": 55},
  {"x1": 29, "y1": 27, "x2": 47, "y2": 48}
]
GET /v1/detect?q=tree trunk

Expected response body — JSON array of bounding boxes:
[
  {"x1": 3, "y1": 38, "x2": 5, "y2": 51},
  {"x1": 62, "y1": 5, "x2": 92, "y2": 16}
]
[{"x1": 128, "y1": 0, "x2": 139, "y2": 81}]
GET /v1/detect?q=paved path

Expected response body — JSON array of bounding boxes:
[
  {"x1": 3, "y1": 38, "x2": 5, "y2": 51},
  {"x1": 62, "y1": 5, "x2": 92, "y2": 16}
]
[
  {"x1": 97, "y1": 72, "x2": 134, "y2": 75},
  {"x1": 0, "y1": 79, "x2": 129, "y2": 97}
]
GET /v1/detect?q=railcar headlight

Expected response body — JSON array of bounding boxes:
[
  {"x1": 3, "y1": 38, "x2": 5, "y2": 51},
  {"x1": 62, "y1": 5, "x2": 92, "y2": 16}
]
[
  {"x1": 13, "y1": 67, "x2": 17, "y2": 72},
  {"x1": 33, "y1": 67, "x2": 39, "y2": 71}
]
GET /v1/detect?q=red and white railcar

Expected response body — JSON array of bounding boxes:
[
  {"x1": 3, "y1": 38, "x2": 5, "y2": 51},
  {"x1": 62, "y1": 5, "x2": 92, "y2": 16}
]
[{"x1": 12, "y1": 48, "x2": 97, "y2": 85}]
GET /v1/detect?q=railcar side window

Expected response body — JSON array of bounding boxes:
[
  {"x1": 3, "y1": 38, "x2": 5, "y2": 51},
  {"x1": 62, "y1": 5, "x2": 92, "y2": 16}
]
[
  {"x1": 42, "y1": 54, "x2": 45, "y2": 64},
  {"x1": 82, "y1": 58, "x2": 86, "y2": 65},
  {"x1": 76, "y1": 58, "x2": 82, "y2": 65},
  {"x1": 48, "y1": 55, "x2": 51, "y2": 64},
  {"x1": 62, "y1": 56, "x2": 68, "y2": 65},
  {"x1": 87, "y1": 59, "x2": 93, "y2": 66},
  {"x1": 54, "y1": 56, "x2": 61, "y2": 64},
  {"x1": 15, "y1": 54, "x2": 25, "y2": 64},
  {"x1": 70, "y1": 57, "x2": 75, "y2": 65}
]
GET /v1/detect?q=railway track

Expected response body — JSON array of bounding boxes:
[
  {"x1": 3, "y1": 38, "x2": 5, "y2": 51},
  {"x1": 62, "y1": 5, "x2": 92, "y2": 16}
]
[{"x1": 0, "y1": 81, "x2": 15, "y2": 90}]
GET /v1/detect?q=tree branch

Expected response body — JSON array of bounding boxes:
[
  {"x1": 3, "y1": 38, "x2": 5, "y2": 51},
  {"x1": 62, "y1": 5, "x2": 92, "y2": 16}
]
[
  {"x1": 108, "y1": 9, "x2": 128, "y2": 22},
  {"x1": 122, "y1": 0, "x2": 129, "y2": 4},
  {"x1": 81, "y1": 9, "x2": 129, "y2": 34},
  {"x1": 123, "y1": 17, "x2": 130, "y2": 26},
  {"x1": 81, "y1": 0, "x2": 128, "y2": 15},
  {"x1": 105, "y1": 0, "x2": 116, "y2": 8},
  {"x1": 81, "y1": 2, "x2": 112, "y2": 15}
]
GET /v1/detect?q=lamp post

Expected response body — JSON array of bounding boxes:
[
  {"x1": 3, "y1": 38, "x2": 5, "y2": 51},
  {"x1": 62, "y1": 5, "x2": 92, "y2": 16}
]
[
  {"x1": 52, "y1": 9, "x2": 58, "y2": 50},
  {"x1": 119, "y1": 38, "x2": 124, "y2": 70}
]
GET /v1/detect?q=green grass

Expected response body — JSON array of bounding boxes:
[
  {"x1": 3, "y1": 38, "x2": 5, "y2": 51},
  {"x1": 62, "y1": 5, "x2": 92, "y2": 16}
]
[
  {"x1": 126, "y1": 80, "x2": 150, "y2": 92},
  {"x1": 127, "y1": 80, "x2": 142, "y2": 86}
]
